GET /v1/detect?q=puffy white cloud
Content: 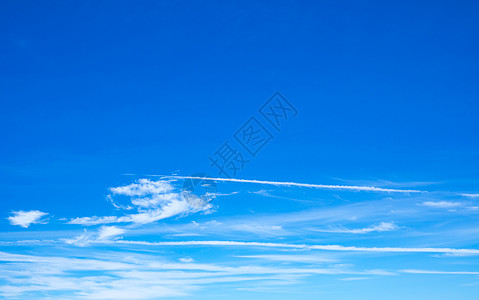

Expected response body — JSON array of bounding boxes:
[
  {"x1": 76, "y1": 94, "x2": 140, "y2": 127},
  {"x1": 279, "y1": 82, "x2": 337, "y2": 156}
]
[{"x1": 7, "y1": 210, "x2": 48, "y2": 228}]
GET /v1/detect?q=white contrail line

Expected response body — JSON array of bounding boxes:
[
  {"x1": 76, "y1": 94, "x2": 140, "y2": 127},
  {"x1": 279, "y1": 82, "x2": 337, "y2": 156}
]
[
  {"x1": 401, "y1": 269, "x2": 479, "y2": 275},
  {"x1": 160, "y1": 175, "x2": 424, "y2": 193},
  {"x1": 115, "y1": 240, "x2": 479, "y2": 254}
]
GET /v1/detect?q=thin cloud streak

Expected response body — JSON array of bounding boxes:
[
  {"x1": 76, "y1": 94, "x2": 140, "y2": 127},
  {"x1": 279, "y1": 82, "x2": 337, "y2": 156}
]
[
  {"x1": 312, "y1": 222, "x2": 399, "y2": 234},
  {"x1": 421, "y1": 201, "x2": 463, "y2": 208},
  {"x1": 401, "y1": 269, "x2": 479, "y2": 275},
  {"x1": 160, "y1": 175, "x2": 424, "y2": 193},
  {"x1": 115, "y1": 240, "x2": 479, "y2": 254},
  {"x1": 461, "y1": 194, "x2": 479, "y2": 198}
]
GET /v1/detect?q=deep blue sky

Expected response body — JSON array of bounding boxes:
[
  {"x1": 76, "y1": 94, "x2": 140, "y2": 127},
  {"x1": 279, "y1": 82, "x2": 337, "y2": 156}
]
[
  {"x1": 1, "y1": 1, "x2": 479, "y2": 299},
  {"x1": 1, "y1": 1, "x2": 478, "y2": 212}
]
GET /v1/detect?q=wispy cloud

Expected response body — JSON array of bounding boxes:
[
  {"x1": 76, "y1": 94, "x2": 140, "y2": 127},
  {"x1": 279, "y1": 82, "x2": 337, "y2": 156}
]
[
  {"x1": 68, "y1": 179, "x2": 213, "y2": 226},
  {"x1": 461, "y1": 194, "x2": 479, "y2": 198},
  {"x1": 63, "y1": 226, "x2": 126, "y2": 246},
  {"x1": 312, "y1": 222, "x2": 399, "y2": 234},
  {"x1": 236, "y1": 254, "x2": 336, "y2": 264},
  {"x1": 230, "y1": 224, "x2": 284, "y2": 235},
  {"x1": 110, "y1": 179, "x2": 175, "y2": 196},
  {"x1": 69, "y1": 201, "x2": 195, "y2": 225},
  {"x1": 98, "y1": 226, "x2": 125, "y2": 240},
  {"x1": 7, "y1": 210, "x2": 48, "y2": 228},
  {"x1": 179, "y1": 257, "x2": 194, "y2": 263},
  {"x1": 421, "y1": 201, "x2": 463, "y2": 208}
]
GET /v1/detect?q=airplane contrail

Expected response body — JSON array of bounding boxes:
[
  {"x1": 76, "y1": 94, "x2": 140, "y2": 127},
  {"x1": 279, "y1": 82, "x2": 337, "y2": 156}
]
[
  {"x1": 155, "y1": 175, "x2": 424, "y2": 193},
  {"x1": 115, "y1": 240, "x2": 478, "y2": 254}
]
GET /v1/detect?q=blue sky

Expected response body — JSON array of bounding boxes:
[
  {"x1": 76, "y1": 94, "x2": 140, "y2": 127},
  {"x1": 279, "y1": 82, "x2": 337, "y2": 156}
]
[{"x1": 1, "y1": 0, "x2": 479, "y2": 299}]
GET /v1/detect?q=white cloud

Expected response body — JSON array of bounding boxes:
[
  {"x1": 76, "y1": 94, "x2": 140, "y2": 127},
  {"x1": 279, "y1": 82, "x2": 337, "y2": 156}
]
[
  {"x1": 7, "y1": 210, "x2": 48, "y2": 228},
  {"x1": 421, "y1": 201, "x2": 463, "y2": 208}
]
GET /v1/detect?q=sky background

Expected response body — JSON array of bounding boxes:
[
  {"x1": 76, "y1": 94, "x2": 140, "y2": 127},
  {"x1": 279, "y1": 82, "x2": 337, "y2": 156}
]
[{"x1": 1, "y1": 0, "x2": 479, "y2": 299}]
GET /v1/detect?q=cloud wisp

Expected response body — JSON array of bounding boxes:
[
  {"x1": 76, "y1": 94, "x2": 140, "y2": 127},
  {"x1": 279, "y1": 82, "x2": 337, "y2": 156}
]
[
  {"x1": 63, "y1": 226, "x2": 126, "y2": 246},
  {"x1": 461, "y1": 194, "x2": 479, "y2": 198},
  {"x1": 421, "y1": 201, "x2": 464, "y2": 208},
  {"x1": 98, "y1": 226, "x2": 126, "y2": 240},
  {"x1": 312, "y1": 222, "x2": 399, "y2": 234},
  {"x1": 68, "y1": 179, "x2": 213, "y2": 226}
]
